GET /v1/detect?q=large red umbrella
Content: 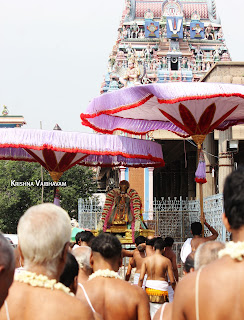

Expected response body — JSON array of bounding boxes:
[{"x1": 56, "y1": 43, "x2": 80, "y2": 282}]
[{"x1": 80, "y1": 82, "x2": 244, "y2": 231}]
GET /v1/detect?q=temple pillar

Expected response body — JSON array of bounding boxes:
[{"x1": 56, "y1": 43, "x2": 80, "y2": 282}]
[
  {"x1": 167, "y1": 56, "x2": 171, "y2": 70},
  {"x1": 119, "y1": 166, "x2": 126, "y2": 181},
  {"x1": 148, "y1": 167, "x2": 154, "y2": 220},
  {"x1": 218, "y1": 128, "x2": 233, "y2": 194},
  {"x1": 178, "y1": 56, "x2": 182, "y2": 70}
]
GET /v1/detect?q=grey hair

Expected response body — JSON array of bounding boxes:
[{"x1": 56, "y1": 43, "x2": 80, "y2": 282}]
[
  {"x1": 194, "y1": 241, "x2": 225, "y2": 271},
  {"x1": 17, "y1": 203, "x2": 71, "y2": 277},
  {"x1": 73, "y1": 246, "x2": 92, "y2": 270},
  {"x1": 0, "y1": 233, "x2": 15, "y2": 271}
]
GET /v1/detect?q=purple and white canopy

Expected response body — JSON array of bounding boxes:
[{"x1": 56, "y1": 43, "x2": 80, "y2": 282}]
[
  {"x1": 0, "y1": 128, "x2": 164, "y2": 181},
  {"x1": 80, "y1": 82, "x2": 244, "y2": 138}
]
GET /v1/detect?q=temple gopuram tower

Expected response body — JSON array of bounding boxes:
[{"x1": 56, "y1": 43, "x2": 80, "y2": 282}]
[{"x1": 100, "y1": 0, "x2": 230, "y2": 218}]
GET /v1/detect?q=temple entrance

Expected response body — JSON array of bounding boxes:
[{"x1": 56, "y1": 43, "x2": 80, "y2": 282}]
[
  {"x1": 153, "y1": 140, "x2": 197, "y2": 199},
  {"x1": 171, "y1": 57, "x2": 178, "y2": 70}
]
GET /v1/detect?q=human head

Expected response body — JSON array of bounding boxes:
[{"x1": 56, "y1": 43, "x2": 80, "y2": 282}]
[
  {"x1": 135, "y1": 236, "x2": 146, "y2": 247},
  {"x1": 191, "y1": 222, "x2": 202, "y2": 236},
  {"x1": 135, "y1": 236, "x2": 146, "y2": 252},
  {"x1": 194, "y1": 241, "x2": 225, "y2": 271},
  {"x1": 0, "y1": 233, "x2": 15, "y2": 308},
  {"x1": 119, "y1": 180, "x2": 130, "y2": 194},
  {"x1": 75, "y1": 232, "x2": 82, "y2": 245},
  {"x1": 154, "y1": 238, "x2": 166, "y2": 252},
  {"x1": 146, "y1": 237, "x2": 156, "y2": 245},
  {"x1": 165, "y1": 237, "x2": 174, "y2": 247},
  {"x1": 183, "y1": 252, "x2": 195, "y2": 274},
  {"x1": 91, "y1": 233, "x2": 122, "y2": 271},
  {"x1": 59, "y1": 252, "x2": 79, "y2": 295},
  {"x1": 128, "y1": 59, "x2": 135, "y2": 69},
  {"x1": 73, "y1": 246, "x2": 92, "y2": 272},
  {"x1": 223, "y1": 166, "x2": 244, "y2": 230},
  {"x1": 79, "y1": 231, "x2": 95, "y2": 247},
  {"x1": 17, "y1": 203, "x2": 71, "y2": 277}
]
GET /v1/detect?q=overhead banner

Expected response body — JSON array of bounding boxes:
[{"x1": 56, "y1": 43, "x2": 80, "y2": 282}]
[
  {"x1": 167, "y1": 17, "x2": 183, "y2": 39},
  {"x1": 145, "y1": 21, "x2": 159, "y2": 38},
  {"x1": 190, "y1": 22, "x2": 204, "y2": 39}
]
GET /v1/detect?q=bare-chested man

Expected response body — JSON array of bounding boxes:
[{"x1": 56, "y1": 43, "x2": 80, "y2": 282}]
[
  {"x1": 180, "y1": 219, "x2": 218, "y2": 263},
  {"x1": 0, "y1": 203, "x2": 94, "y2": 320},
  {"x1": 139, "y1": 237, "x2": 175, "y2": 318},
  {"x1": 73, "y1": 246, "x2": 92, "y2": 286},
  {"x1": 0, "y1": 233, "x2": 15, "y2": 309},
  {"x1": 79, "y1": 233, "x2": 150, "y2": 320},
  {"x1": 73, "y1": 247, "x2": 102, "y2": 320},
  {"x1": 155, "y1": 241, "x2": 224, "y2": 320},
  {"x1": 73, "y1": 230, "x2": 95, "y2": 250},
  {"x1": 145, "y1": 236, "x2": 157, "y2": 256},
  {"x1": 173, "y1": 167, "x2": 244, "y2": 320},
  {"x1": 163, "y1": 237, "x2": 178, "y2": 302},
  {"x1": 125, "y1": 236, "x2": 146, "y2": 286}
]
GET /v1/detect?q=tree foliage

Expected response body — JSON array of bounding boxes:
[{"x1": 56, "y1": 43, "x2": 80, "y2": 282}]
[{"x1": 0, "y1": 161, "x2": 97, "y2": 233}]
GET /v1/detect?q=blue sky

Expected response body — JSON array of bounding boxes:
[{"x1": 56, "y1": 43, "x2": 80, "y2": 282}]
[{"x1": 0, "y1": 0, "x2": 243, "y2": 133}]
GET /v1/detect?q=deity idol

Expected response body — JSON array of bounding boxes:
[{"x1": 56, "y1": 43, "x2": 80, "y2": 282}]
[{"x1": 97, "y1": 180, "x2": 145, "y2": 242}]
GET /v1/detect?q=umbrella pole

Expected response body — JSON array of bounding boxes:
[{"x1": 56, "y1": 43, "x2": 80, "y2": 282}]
[
  {"x1": 199, "y1": 183, "x2": 204, "y2": 237},
  {"x1": 196, "y1": 143, "x2": 205, "y2": 237},
  {"x1": 53, "y1": 185, "x2": 57, "y2": 202}
]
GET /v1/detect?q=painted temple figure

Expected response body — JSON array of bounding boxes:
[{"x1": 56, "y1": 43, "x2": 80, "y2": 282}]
[
  {"x1": 98, "y1": 180, "x2": 146, "y2": 241},
  {"x1": 120, "y1": 57, "x2": 140, "y2": 87}
]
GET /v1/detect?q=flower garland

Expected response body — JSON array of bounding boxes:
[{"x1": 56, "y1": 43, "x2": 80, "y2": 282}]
[
  {"x1": 218, "y1": 241, "x2": 244, "y2": 261},
  {"x1": 15, "y1": 271, "x2": 74, "y2": 296},
  {"x1": 88, "y1": 269, "x2": 122, "y2": 281}
]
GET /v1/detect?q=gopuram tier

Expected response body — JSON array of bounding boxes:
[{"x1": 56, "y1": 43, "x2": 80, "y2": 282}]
[{"x1": 101, "y1": 0, "x2": 230, "y2": 92}]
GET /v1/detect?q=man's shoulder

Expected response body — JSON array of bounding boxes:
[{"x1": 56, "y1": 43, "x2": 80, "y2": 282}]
[{"x1": 174, "y1": 272, "x2": 196, "y2": 300}]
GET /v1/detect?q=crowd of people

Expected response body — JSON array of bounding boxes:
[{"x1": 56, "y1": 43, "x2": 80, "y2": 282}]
[{"x1": 1, "y1": 167, "x2": 244, "y2": 319}]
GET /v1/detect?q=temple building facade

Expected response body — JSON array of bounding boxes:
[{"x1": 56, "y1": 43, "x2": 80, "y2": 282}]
[
  {"x1": 0, "y1": 106, "x2": 26, "y2": 128},
  {"x1": 99, "y1": 0, "x2": 231, "y2": 218}
]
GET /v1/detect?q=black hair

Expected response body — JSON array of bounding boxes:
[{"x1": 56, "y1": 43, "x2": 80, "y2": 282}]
[
  {"x1": 191, "y1": 222, "x2": 202, "y2": 236},
  {"x1": 224, "y1": 166, "x2": 244, "y2": 229},
  {"x1": 59, "y1": 252, "x2": 79, "y2": 288},
  {"x1": 79, "y1": 231, "x2": 95, "y2": 245},
  {"x1": 154, "y1": 238, "x2": 166, "y2": 251},
  {"x1": 146, "y1": 237, "x2": 157, "y2": 246},
  {"x1": 91, "y1": 233, "x2": 122, "y2": 259},
  {"x1": 184, "y1": 252, "x2": 195, "y2": 273},
  {"x1": 164, "y1": 237, "x2": 174, "y2": 247},
  {"x1": 135, "y1": 236, "x2": 146, "y2": 246},
  {"x1": 75, "y1": 232, "x2": 83, "y2": 244}
]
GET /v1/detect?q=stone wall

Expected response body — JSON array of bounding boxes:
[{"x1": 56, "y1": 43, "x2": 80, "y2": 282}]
[{"x1": 201, "y1": 61, "x2": 244, "y2": 84}]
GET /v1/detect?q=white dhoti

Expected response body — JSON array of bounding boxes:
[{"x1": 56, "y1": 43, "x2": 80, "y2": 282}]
[
  {"x1": 180, "y1": 238, "x2": 192, "y2": 263},
  {"x1": 167, "y1": 285, "x2": 174, "y2": 302},
  {"x1": 133, "y1": 273, "x2": 147, "y2": 289},
  {"x1": 145, "y1": 280, "x2": 169, "y2": 319}
]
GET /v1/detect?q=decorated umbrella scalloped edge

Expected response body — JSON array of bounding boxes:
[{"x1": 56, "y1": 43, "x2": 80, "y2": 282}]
[
  {"x1": 80, "y1": 82, "x2": 244, "y2": 136},
  {"x1": 0, "y1": 128, "x2": 165, "y2": 180}
]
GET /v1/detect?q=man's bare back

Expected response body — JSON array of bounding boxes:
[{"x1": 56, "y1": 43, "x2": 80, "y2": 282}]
[
  {"x1": 131, "y1": 248, "x2": 146, "y2": 273},
  {"x1": 191, "y1": 220, "x2": 218, "y2": 252},
  {"x1": 81, "y1": 276, "x2": 150, "y2": 320},
  {"x1": 163, "y1": 247, "x2": 178, "y2": 282},
  {"x1": 140, "y1": 253, "x2": 174, "y2": 283},
  {"x1": 0, "y1": 282, "x2": 94, "y2": 320},
  {"x1": 172, "y1": 256, "x2": 244, "y2": 320}
]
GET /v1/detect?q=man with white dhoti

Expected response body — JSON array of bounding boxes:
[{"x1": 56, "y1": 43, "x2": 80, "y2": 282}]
[{"x1": 138, "y1": 238, "x2": 175, "y2": 318}]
